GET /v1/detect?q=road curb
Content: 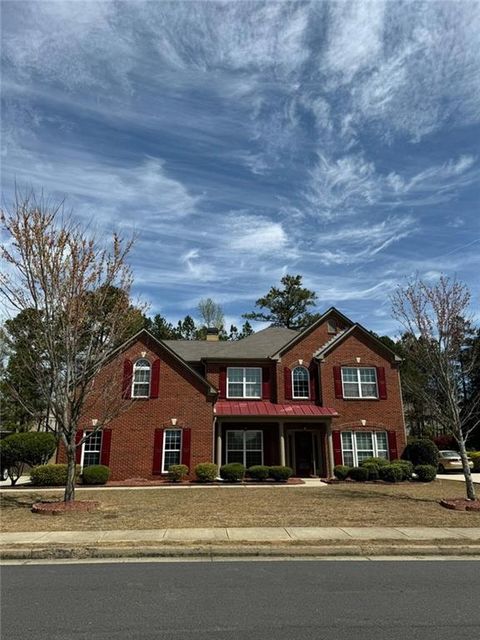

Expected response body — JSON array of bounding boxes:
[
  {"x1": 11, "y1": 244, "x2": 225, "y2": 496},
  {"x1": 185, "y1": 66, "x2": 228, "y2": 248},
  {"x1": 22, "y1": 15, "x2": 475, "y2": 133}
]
[{"x1": 2, "y1": 543, "x2": 480, "y2": 560}]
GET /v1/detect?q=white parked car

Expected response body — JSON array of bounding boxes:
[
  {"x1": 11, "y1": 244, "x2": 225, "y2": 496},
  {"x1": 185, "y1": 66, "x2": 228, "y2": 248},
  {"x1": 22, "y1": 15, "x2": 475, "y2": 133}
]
[{"x1": 438, "y1": 450, "x2": 474, "y2": 473}]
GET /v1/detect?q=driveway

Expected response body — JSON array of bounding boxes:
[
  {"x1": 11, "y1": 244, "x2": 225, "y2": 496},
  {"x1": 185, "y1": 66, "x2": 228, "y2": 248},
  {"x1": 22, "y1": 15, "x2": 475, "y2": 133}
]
[{"x1": 436, "y1": 472, "x2": 480, "y2": 483}]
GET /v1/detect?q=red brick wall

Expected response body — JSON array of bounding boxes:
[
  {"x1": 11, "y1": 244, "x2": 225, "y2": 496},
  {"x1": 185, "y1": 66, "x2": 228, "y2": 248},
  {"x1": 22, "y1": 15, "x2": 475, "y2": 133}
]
[{"x1": 58, "y1": 336, "x2": 215, "y2": 480}]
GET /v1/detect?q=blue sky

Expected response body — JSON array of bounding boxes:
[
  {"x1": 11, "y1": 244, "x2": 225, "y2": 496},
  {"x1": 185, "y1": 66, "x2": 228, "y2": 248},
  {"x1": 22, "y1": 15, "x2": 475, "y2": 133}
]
[{"x1": 2, "y1": 1, "x2": 479, "y2": 336}]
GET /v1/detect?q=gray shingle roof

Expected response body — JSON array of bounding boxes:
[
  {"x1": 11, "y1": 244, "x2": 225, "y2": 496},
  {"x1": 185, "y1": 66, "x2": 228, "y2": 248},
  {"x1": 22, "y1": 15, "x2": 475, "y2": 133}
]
[{"x1": 164, "y1": 326, "x2": 298, "y2": 362}]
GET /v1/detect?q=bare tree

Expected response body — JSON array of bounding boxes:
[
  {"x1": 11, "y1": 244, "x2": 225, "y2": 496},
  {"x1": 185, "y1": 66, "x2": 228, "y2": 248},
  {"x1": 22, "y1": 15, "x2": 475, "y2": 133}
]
[
  {"x1": 391, "y1": 276, "x2": 478, "y2": 500},
  {"x1": 197, "y1": 298, "x2": 224, "y2": 329},
  {"x1": 0, "y1": 191, "x2": 140, "y2": 502}
]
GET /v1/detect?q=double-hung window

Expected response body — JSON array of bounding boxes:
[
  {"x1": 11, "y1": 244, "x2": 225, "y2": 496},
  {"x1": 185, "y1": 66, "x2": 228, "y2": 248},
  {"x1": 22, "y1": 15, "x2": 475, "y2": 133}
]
[
  {"x1": 162, "y1": 429, "x2": 182, "y2": 472},
  {"x1": 82, "y1": 431, "x2": 102, "y2": 467},
  {"x1": 292, "y1": 366, "x2": 310, "y2": 399},
  {"x1": 341, "y1": 367, "x2": 378, "y2": 399},
  {"x1": 132, "y1": 359, "x2": 151, "y2": 398},
  {"x1": 227, "y1": 367, "x2": 261, "y2": 398},
  {"x1": 341, "y1": 431, "x2": 388, "y2": 466},
  {"x1": 226, "y1": 430, "x2": 263, "y2": 467}
]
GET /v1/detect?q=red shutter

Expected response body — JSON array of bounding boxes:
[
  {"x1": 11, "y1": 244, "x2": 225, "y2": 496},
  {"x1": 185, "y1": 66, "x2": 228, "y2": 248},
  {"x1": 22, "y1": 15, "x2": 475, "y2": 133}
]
[
  {"x1": 332, "y1": 430, "x2": 343, "y2": 466},
  {"x1": 75, "y1": 429, "x2": 84, "y2": 464},
  {"x1": 309, "y1": 363, "x2": 317, "y2": 402},
  {"x1": 122, "y1": 359, "x2": 133, "y2": 399},
  {"x1": 219, "y1": 367, "x2": 226, "y2": 399},
  {"x1": 181, "y1": 428, "x2": 191, "y2": 469},
  {"x1": 377, "y1": 366, "x2": 387, "y2": 399},
  {"x1": 262, "y1": 366, "x2": 271, "y2": 400},
  {"x1": 152, "y1": 428, "x2": 165, "y2": 474},
  {"x1": 387, "y1": 431, "x2": 398, "y2": 460},
  {"x1": 150, "y1": 359, "x2": 160, "y2": 399},
  {"x1": 284, "y1": 367, "x2": 292, "y2": 400},
  {"x1": 100, "y1": 429, "x2": 112, "y2": 467},
  {"x1": 333, "y1": 366, "x2": 343, "y2": 398}
]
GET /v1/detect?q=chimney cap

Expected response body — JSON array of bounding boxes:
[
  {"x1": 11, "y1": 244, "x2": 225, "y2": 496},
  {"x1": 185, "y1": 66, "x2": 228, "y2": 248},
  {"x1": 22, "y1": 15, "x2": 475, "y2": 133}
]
[{"x1": 206, "y1": 327, "x2": 219, "y2": 335}]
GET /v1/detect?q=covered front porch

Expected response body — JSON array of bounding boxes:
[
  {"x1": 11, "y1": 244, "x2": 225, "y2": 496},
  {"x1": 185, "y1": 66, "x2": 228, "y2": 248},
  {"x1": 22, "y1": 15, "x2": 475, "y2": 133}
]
[{"x1": 214, "y1": 401, "x2": 338, "y2": 478}]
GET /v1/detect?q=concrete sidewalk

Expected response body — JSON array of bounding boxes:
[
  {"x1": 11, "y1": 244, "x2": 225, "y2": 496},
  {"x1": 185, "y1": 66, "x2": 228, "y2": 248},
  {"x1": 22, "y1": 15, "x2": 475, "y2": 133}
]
[{"x1": 2, "y1": 527, "x2": 480, "y2": 560}]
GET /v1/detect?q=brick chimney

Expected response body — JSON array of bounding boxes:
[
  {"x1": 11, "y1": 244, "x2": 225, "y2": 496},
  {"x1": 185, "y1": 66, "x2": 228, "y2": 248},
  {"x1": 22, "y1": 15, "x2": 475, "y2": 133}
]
[{"x1": 206, "y1": 328, "x2": 219, "y2": 341}]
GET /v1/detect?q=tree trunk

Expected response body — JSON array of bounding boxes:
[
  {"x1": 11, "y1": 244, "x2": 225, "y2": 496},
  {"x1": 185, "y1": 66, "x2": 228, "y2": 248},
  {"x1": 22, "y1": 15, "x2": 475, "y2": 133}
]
[
  {"x1": 457, "y1": 436, "x2": 477, "y2": 501},
  {"x1": 64, "y1": 440, "x2": 77, "y2": 502}
]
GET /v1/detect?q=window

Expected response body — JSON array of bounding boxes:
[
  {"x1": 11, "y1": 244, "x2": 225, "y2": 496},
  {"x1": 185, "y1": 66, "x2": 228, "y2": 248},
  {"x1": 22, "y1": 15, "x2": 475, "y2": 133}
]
[
  {"x1": 132, "y1": 359, "x2": 151, "y2": 398},
  {"x1": 82, "y1": 431, "x2": 102, "y2": 467},
  {"x1": 227, "y1": 367, "x2": 261, "y2": 398},
  {"x1": 162, "y1": 429, "x2": 182, "y2": 472},
  {"x1": 292, "y1": 366, "x2": 309, "y2": 399},
  {"x1": 341, "y1": 431, "x2": 388, "y2": 466},
  {"x1": 226, "y1": 430, "x2": 263, "y2": 467},
  {"x1": 341, "y1": 367, "x2": 378, "y2": 398}
]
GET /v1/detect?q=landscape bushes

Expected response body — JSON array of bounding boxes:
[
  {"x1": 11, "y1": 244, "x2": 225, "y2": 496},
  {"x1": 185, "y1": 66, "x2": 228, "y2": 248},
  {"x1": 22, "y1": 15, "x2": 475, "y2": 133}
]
[
  {"x1": 348, "y1": 466, "x2": 369, "y2": 482},
  {"x1": 167, "y1": 464, "x2": 189, "y2": 482},
  {"x1": 402, "y1": 438, "x2": 439, "y2": 468},
  {"x1": 194, "y1": 463, "x2": 218, "y2": 482},
  {"x1": 30, "y1": 463, "x2": 81, "y2": 486},
  {"x1": 378, "y1": 464, "x2": 404, "y2": 483},
  {"x1": 0, "y1": 432, "x2": 57, "y2": 485},
  {"x1": 333, "y1": 465, "x2": 350, "y2": 480},
  {"x1": 333, "y1": 456, "x2": 422, "y2": 484},
  {"x1": 247, "y1": 465, "x2": 270, "y2": 481},
  {"x1": 82, "y1": 465, "x2": 111, "y2": 485},
  {"x1": 414, "y1": 464, "x2": 437, "y2": 482},
  {"x1": 268, "y1": 466, "x2": 293, "y2": 482},
  {"x1": 220, "y1": 463, "x2": 246, "y2": 482},
  {"x1": 469, "y1": 452, "x2": 480, "y2": 472}
]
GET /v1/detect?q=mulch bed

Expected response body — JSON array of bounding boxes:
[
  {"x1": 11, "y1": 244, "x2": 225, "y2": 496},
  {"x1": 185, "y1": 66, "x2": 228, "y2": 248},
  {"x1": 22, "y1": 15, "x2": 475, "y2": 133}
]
[
  {"x1": 440, "y1": 499, "x2": 480, "y2": 512},
  {"x1": 32, "y1": 501, "x2": 100, "y2": 515},
  {"x1": 107, "y1": 477, "x2": 304, "y2": 486}
]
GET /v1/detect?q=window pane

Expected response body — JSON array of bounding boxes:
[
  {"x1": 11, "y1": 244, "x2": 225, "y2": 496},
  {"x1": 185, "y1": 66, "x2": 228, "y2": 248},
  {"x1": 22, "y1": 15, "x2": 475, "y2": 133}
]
[
  {"x1": 133, "y1": 383, "x2": 149, "y2": 397},
  {"x1": 361, "y1": 383, "x2": 377, "y2": 397},
  {"x1": 342, "y1": 451, "x2": 354, "y2": 466},
  {"x1": 342, "y1": 368, "x2": 358, "y2": 382},
  {"x1": 227, "y1": 450, "x2": 244, "y2": 464},
  {"x1": 355, "y1": 432, "x2": 373, "y2": 451},
  {"x1": 245, "y1": 431, "x2": 262, "y2": 450},
  {"x1": 164, "y1": 451, "x2": 180, "y2": 469},
  {"x1": 245, "y1": 382, "x2": 261, "y2": 397},
  {"x1": 84, "y1": 431, "x2": 102, "y2": 451},
  {"x1": 246, "y1": 451, "x2": 262, "y2": 467},
  {"x1": 357, "y1": 450, "x2": 374, "y2": 463},
  {"x1": 343, "y1": 383, "x2": 359, "y2": 398},
  {"x1": 165, "y1": 430, "x2": 181, "y2": 450},
  {"x1": 227, "y1": 431, "x2": 243, "y2": 450},
  {"x1": 376, "y1": 432, "x2": 388, "y2": 457},
  {"x1": 341, "y1": 432, "x2": 353, "y2": 449},
  {"x1": 359, "y1": 368, "x2": 376, "y2": 382},
  {"x1": 134, "y1": 369, "x2": 150, "y2": 383},
  {"x1": 227, "y1": 383, "x2": 244, "y2": 397},
  {"x1": 227, "y1": 368, "x2": 243, "y2": 382},
  {"x1": 83, "y1": 452, "x2": 101, "y2": 467},
  {"x1": 245, "y1": 368, "x2": 261, "y2": 383}
]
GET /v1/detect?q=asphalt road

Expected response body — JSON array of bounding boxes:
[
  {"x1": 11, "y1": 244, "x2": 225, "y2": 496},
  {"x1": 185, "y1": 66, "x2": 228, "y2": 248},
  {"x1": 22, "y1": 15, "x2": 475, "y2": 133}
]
[{"x1": 2, "y1": 560, "x2": 479, "y2": 640}]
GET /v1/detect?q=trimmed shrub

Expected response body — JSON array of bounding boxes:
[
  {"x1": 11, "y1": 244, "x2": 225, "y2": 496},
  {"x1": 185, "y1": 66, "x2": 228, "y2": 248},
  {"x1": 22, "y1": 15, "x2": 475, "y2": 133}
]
[
  {"x1": 390, "y1": 459, "x2": 414, "y2": 480},
  {"x1": 82, "y1": 465, "x2": 110, "y2": 485},
  {"x1": 469, "y1": 452, "x2": 480, "y2": 472},
  {"x1": 195, "y1": 462, "x2": 218, "y2": 482},
  {"x1": 414, "y1": 464, "x2": 437, "y2": 482},
  {"x1": 167, "y1": 464, "x2": 189, "y2": 482},
  {"x1": 402, "y1": 438, "x2": 439, "y2": 468},
  {"x1": 268, "y1": 466, "x2": 293, "y2": 482},
  {"x1": 0, "y1": 432, "x2": 57, "y2": 485},
  {"x1": 247, "y1": 465, "x2": 270, "y2": 481},
  {"x1": 360, "y1": 456, "x2": 390, "y2": 468},
  {"x1": 333, "y1": 464, "x2": 351, "y2": 480},
  {"x1": 379, "y1": 464, "x2": 404, "y2": 483},
  {"x1": 220, "y1": 463, "x2": 245, "y2": 482},
  {"x1": 361, "y1": 462, "x2": 380, "y2": 481},
  {"x1": 30, "y1": 464, "x2": 80, "y2": 486},
  {"x1": 348, "y1": 466, "x2": 369, "y2": 482}
]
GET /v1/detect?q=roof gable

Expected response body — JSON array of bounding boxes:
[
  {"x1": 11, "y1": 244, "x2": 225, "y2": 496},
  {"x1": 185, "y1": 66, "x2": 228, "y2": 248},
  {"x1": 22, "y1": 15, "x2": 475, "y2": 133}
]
[{"x1": 314, "y1": 324, "x2": 402, "y2": 362}]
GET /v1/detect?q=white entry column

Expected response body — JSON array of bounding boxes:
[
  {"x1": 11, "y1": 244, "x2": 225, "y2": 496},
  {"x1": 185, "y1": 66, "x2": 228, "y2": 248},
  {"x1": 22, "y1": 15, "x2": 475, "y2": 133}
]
[{"x1": 279, "y1": 422, "x2": 286, "y2": 466}]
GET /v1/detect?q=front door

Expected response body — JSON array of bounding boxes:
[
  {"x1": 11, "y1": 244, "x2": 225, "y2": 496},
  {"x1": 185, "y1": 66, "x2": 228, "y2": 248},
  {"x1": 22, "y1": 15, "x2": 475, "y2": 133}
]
[{"x1": 294, "y1": 431, "x2": 314, "y2": 477}]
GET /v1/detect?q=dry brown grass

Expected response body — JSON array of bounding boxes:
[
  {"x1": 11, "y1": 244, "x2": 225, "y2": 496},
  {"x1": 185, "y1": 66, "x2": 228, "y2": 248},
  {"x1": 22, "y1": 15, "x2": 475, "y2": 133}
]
[{"x1": 1, "y1": 480, "x2": 479, "y2": 532}]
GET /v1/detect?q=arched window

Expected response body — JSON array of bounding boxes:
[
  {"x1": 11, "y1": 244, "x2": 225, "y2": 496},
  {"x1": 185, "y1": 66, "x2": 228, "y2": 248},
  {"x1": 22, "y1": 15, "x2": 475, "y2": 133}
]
[
  {"x1": 292, "y1": 366, "x2": 309, "y2": 399},
  {"x1": 132, "y1": 359, "x2": 151, "y2": 398}
]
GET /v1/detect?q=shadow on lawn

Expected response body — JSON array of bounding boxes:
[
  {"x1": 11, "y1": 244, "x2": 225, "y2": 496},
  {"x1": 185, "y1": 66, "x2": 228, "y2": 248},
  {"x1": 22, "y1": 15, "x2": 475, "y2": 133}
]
[{"x1": 333, "y1": 486, "x2": 441, "y2": 504}]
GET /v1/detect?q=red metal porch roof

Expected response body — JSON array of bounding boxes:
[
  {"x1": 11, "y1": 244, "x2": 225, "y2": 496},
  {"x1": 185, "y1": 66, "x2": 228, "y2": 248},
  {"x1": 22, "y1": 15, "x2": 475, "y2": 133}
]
[{"x1": 215, "y1": 401, "x2": 338, "y2": 417}]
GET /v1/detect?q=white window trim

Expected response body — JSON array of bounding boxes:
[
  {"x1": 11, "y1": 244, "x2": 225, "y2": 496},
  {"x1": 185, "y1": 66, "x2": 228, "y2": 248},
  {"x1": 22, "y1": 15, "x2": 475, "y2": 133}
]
[
  {"x1": 226, "y1": 430, "x2": 264, "y2": 467},
  {"x1": 341, "y1": 431, "x2": 389, "y2": 466},
  {"x1": 292, "y1": 366, "x2": 310, "y2": 399},
  {"x1": 226, "y1": 367, "x2": 262, "y2": 399},
  {"x1": 131, "y1": 358, "x2": 151, "y2": 399},
  {"x1": 80, "y1": 430, "x2": 102, "y2": 469},
  {"x1": 341, "y1": 367, "x2": 378, "y2": 399},
  {"x1": 161, "y1": 428, "x2": 182, "y2": 473}
]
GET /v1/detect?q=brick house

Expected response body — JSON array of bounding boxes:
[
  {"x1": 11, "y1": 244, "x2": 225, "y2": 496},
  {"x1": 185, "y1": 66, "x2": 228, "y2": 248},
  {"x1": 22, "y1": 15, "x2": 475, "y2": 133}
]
[{"x1": 66, "y1": 307, "x2": 406, "y2": 480}]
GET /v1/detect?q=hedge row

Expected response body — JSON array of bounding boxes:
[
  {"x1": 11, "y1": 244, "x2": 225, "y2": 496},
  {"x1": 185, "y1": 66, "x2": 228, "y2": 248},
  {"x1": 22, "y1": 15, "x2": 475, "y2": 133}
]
[{"x1": 333, "y1": 459, "x2": 436, "y2": 483}]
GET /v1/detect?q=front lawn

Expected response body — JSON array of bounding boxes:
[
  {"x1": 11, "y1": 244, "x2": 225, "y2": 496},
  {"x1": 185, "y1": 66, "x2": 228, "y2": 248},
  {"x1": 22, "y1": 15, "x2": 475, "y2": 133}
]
[{"x1": 1, "y1": 480, "x2": 479, "y2": 532}]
